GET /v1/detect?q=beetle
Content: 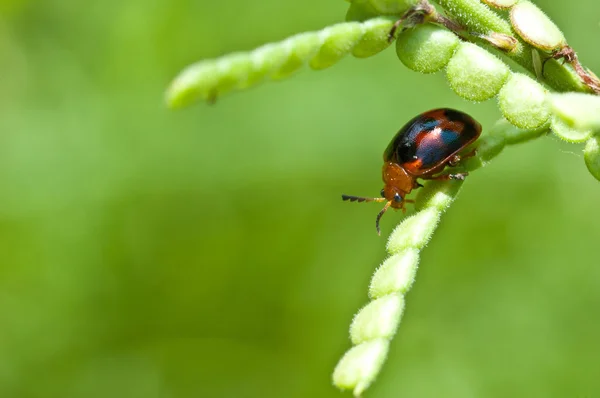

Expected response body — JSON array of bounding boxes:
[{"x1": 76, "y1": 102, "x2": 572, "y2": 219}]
[{"x1": 342, "y1": 108, "x2": 482, "y2": 234}]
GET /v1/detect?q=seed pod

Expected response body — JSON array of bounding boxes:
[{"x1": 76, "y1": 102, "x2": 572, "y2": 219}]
[
  {"x1": 446, "y1": 42, "x2": 510, "y2": 101},
  {"x1": 369, "y1": 249, "x2": 419, "y2": 299},
  {"x1": 510, "y1": 1, "x2": 566, "y2": 51},
  {"x1": 350, "y1": 294, "x2": 405, "y2": 344},
  {"x1": 396, "y1": 24, "x2": 459, "y2": 73},
  {"x1": 498, "y1": 73, "x2": 550, "y2": 129},
  {"x1": 333, "y1": 339, "x2": 390, "y2": 396},
  {"x1": 352, "y1": 18, "x2": 395, "y2": 58},
  {"x1": 309, "y1": 23, "x2": 364, "y2": 70}
]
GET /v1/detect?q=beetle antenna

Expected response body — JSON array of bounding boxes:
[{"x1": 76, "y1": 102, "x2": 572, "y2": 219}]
[
  {"x1": 341, "y1": 194, "x2": 387, "y2": 203},
  {"x1": 375, "y1": 201, "x2": 391, "y2": 236}
]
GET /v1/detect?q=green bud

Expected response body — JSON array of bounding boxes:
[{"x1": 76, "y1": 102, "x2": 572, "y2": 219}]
[
  {"x1": 369, "y1": 249, "x2": 419, "y2": 298},
  {"x1": 414, "y1": 180, "x2": 463, "y2": 211},
  {"x1": 498, "y1": 73, "x2": 550, "y2": 129},
  {"x1": 332, "y1": 339, "x2": 390, "y2": 396},
  {"x1": 166, "y1": 61, "x2": 221, "y2": 108},
  {"x1": 396, "y1": 24, "x2": 459, "y2": 74},
  {"x1": 242, "y1": 44, "x2": 290, "y2": 87},
  {"x1": 510, "y1": 1, "x2": 566, "y2": 51},
  {"x1": 551, "y1": 116, "x2": 592, "y2": 143},
  {"x1": 272, "y1": 33, "x2": 322, "y2": 79},
  {"x1": 310, "y1": 23, "x2": 364, "y2": 70},
  {"x1": 350, "y1": 294, "x2": 405, "y2": 344},
  {"x1": 436, "y1": 0, "x2": 513, "y2": 34},
  {"x1": 584, "y1": 137, "x2": 600, "y2": 182},
  {"x1": 550, "y1": 93, "x2": 600, "y2": 131},
  {"x1": 387, "y1": 208, "x2": 441, "y2": 254},
  {"x1": 446, "y1": 42, "x2": 510, "y2": 102},
  {"x1": 352, "y1": 18, "x2": 395, "y2": 58}
]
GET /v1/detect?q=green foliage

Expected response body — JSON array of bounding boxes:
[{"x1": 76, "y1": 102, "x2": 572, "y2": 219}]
[{"x1": 2, "y1": 1, "x2": 600, "y2": 398}]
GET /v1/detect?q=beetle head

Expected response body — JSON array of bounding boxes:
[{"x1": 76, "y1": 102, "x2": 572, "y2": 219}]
[{"x1": 341, "y1": 163, "x2": 415, "y2": 235}]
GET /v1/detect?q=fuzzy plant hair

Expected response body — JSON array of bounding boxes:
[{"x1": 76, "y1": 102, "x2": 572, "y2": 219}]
[{"x1": 166, "y1": 0, "x2": 600, "y2": 396}]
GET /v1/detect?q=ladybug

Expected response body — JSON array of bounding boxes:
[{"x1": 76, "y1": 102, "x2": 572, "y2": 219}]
[{"x1": 342, "y1": 108, "x2": 481, "y2": 234}]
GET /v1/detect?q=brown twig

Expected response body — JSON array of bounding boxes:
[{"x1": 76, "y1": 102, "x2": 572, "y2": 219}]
[{"x1": 551, "y1": 46, "x2": 600, "y2": 94}]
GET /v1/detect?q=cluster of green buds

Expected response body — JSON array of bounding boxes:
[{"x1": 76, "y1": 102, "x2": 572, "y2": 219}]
[
  {"x1": 166, "y1": 0, "x2": 600, "y2": 395},
  {"x1": 166, "y1": 0, "x2": 599, "y2": 178}
]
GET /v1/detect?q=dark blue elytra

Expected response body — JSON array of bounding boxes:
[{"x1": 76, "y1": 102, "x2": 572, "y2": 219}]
[{"x1": 384, "y1": 108, "x2": 481, "y2": 175}]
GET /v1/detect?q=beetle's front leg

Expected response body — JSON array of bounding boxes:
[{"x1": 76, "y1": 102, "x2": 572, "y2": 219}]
[
  {"x1": 424, "y1": 172, "x2": 468, "y2": 181},
  {"x1": 448, "y1": 149, "x2": 477, "y2": 167}
]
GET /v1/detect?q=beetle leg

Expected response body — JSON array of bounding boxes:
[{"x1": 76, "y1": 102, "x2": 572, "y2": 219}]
[
  {"x1": 449, "y1": 149, "x2": 477, "y2": 167},
  {"x1": 448, "y1": 155, "x2": 461, "y2": 167},
  {"x1": 425, "y1": 172, "x2": 469, "y2": 181}
]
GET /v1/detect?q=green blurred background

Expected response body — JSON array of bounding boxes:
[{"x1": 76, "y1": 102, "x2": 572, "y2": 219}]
[{"x1": 1, "y1": 0, "x2": 600, "y2": 397}]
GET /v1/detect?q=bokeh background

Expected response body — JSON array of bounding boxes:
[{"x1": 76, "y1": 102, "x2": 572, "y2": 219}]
[{"x1": 1, "y1": 0, "x2": 600, "y2": 397}]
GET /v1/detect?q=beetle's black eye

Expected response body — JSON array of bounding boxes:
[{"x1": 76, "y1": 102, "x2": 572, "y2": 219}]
[
  {"x1": 393, "y1": 193, "x2": 402, "y2": 203},
  {"x1": 380, "y1": 189, "x2": 385, "y2": 198}
]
